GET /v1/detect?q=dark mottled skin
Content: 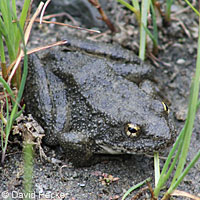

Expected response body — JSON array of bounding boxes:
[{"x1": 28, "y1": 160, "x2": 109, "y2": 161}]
[{"x1": 24, "y1": 37, "x2": 175, "y2": 166}]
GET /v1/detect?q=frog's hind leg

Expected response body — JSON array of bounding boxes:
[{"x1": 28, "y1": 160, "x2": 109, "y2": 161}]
[{"x1": 24, "y1": 53, "x2": 70, "y2": 146}]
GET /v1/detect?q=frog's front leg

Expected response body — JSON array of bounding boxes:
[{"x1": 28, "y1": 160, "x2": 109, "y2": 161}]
[{"x1": 58, "y1": 132, "x2": 95, "y2": 167}]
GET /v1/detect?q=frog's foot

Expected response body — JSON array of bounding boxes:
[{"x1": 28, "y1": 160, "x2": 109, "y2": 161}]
[{"x1": 58, "y1": 132, "x2": 95, "y2": 167}]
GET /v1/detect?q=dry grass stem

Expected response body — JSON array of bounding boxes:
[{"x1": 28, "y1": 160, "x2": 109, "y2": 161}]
[{"x1": 40, "y1": 0, "x2": 51, "y2": 24}]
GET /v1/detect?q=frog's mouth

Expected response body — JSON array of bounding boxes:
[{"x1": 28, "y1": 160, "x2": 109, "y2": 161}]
[
  {"x1": 98, "y1": 144, "x2": 128, "y2": 154},
  {"x1": 96, "y1": 137, "x2": 173, "y2": 155},
  {"x1": 97, "y1": 144, "x2": 165, "y2": 155}
]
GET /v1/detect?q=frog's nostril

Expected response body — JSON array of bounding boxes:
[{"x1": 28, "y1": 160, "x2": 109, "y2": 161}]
[{"x1": 125, "y1": 123, "x2": 140, "y2": 138}]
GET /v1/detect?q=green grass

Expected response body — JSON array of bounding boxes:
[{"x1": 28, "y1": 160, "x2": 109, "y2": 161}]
[
  {"x1": 0, "y1": 0, "x2": 30, "y2": 165},
  {"x1": 154, "y1": 15, "x2": 200, "y2": 199},
  {"x1": 23, "y1": 141, "x2": 34, "y2": 200},
  {"x1": 116, "y1": 0, "x2": 180, "y2": 58},
  {"x1": 154, "y1": 3, "x2": 200, "y2": 199},
  {"x1": 165, "y1": 0, "x2": 174, "y2": 24},
  {"x1": 0, "y1": 0, "x2": 31, "y2": 88},
  {"x1": 122, "y1": 177, "x2": 152, "y2": 200},
  {"x1": 139, "y1": 0, "x2": 150, "y2": 60},
  {"x1": 117, "y1": 0, "x2": 150, "y2": 60},
  {"x1": 0, "y1": 1, "x2": 33, "y2": 199}
]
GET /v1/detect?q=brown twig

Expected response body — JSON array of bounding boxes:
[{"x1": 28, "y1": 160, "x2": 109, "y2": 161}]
[
  {"x1": 35, "y1": 18, "x2": 100, "y2": 33},
  {"x1": 147, "y1": 181, "x2": 157, "y2": 200},
  {"x1": 88, "y1": 0, "x2": 116, "y2": 32},
  {"x1": 27, "y1": 40, "x2": 68, "y2": 55},
  {"x1": 41, "y1": 13, "x2": 78, "y2": 25}
]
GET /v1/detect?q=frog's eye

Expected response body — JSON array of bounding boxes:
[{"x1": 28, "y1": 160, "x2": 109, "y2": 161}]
[
  {"x1": 125, "y1": 123, "x2": 140, "y2": 138},
  {"x1": 162, "y1": 102, "x2": 169, "y2": 114}
]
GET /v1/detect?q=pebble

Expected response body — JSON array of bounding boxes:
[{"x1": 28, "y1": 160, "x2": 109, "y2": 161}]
[
  {"x1": 78, "y1": 183, "x2": 86, "y2": 187},
  {"x1": 176, "y1": 58, "x2": 185, "y2": 65},
  {"x1": 175, "y1": 104, "x2": 187, "y2": 121}
]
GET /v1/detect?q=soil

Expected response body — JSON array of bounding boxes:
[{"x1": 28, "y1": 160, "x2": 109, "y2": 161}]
[{"x1": 0, "y1": 0, "x2": 200, "y2": 200}]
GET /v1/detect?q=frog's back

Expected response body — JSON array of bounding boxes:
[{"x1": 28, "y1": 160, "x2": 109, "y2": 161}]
[{"x1": 47, "y1": 50, "x2": 169, "y2": 129}]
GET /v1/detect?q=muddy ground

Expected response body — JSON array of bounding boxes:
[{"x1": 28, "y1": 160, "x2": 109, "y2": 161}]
[{"x1": 0, "y1": 0, "x2": 200, "y2": 199}]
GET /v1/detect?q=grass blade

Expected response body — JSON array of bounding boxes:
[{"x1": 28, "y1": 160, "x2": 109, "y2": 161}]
[
  {"x1": 154, "y1": 152, "x2": 160, "y2": 187},
  {"x1": 150, "y1": 1, "x2": 158, "y2": 54},
  {"x1": 141, "y1": 22, "x2": 157, "y2": 46},
  {"x1": 117, "y1": 0, "x2": 140, "y2": 24},
  {"x1": 165, "y1": 0, "x2": 174, "y2": 23},
  {"x1": 184, "y1": 0, "x2": 200, "y2": 17},
  {"x1": 154, "y1": 123, "x2": 186, "y2": 196},
  {"x1": 171, "y1": 40, "x2": 200, "y2": 186},
  {"x1": 122, "y1": 177, "x2": 151, "y2": 200},
  {"x1": 11, "y1": 0, "x2": 17, "y2": 16},
  {"x1": 1, "y1": 5, "x2": 29, "y2": 164},
  {"x1": 139, "y1": 0, "x2": 150, "y2": 60},
  {"x1": 0, "y1": 76, "x2": 15, "y2": 100},
  {"x1": 162, "y1": 150, "x2": 200, "y2": 200},
  {"x1": 23, "y1": 140, "x2": 34, "y2": 200},
  {"x1": 15, "y1": 0, "x2": 31, "y2": 52},
  {"x1": 132, "y1": 0, "x2": 139, "y2": 10}
]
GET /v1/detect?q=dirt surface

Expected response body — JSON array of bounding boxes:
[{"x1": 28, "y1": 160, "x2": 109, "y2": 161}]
[{"x1": 0, "y1": 0, "x2": 200, "y2": 200}]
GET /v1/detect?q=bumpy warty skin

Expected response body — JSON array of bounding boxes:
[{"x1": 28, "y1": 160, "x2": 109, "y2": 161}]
[{"x1": 24, "y1": 39, "x2": 175, "y2": 166}]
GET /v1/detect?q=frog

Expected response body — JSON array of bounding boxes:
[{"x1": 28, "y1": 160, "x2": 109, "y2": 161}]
[{"x1": 24, "y1": 36, "x2": 175, "y2": 167}]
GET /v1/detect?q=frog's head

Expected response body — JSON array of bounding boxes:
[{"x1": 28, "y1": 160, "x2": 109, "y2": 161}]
[{"x1": 95, "y1": 98, "x2": 175, "y2": 155}]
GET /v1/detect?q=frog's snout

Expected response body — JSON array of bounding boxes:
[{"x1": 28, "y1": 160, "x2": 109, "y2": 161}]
[{"x1": 145, "y1": 118, "x2": 172, "y2": 141}]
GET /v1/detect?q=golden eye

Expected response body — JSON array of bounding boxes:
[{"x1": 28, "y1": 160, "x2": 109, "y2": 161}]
[
  {"x1": 125, "y1": 123, "x2": 140, "y2": 138},
  {"x1": 162, "y1": 102, "x2": 169, "y2": 114}
]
